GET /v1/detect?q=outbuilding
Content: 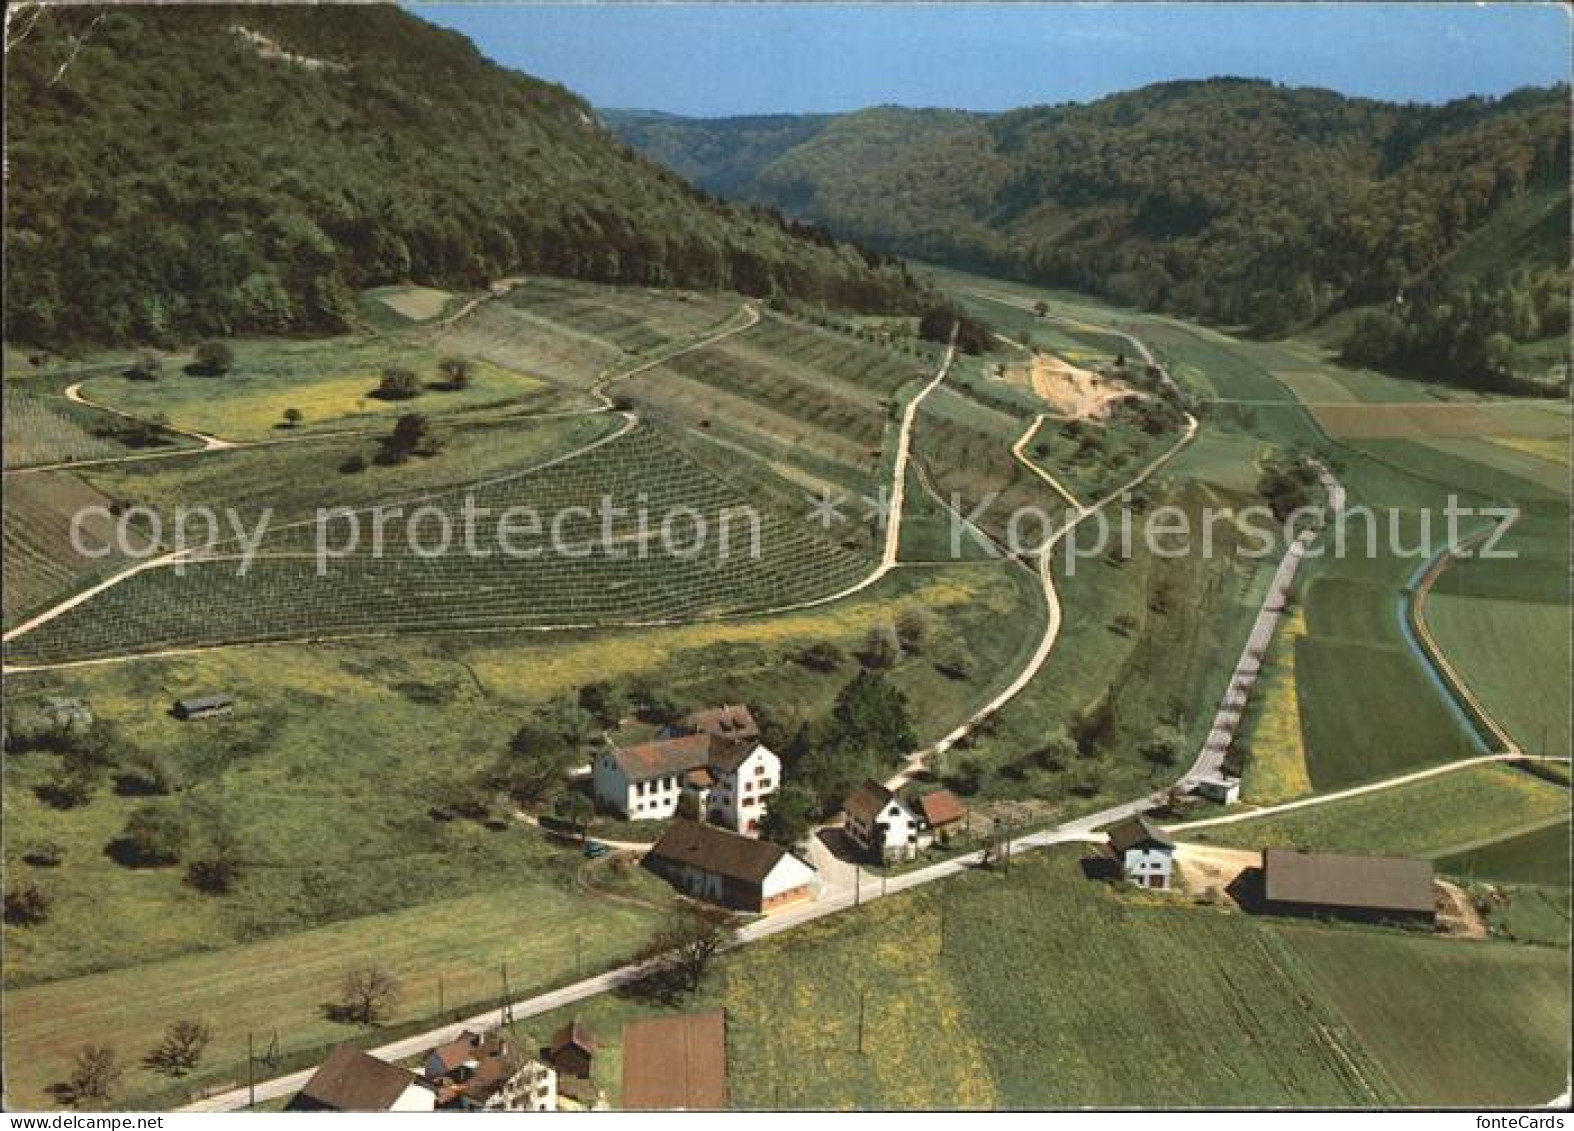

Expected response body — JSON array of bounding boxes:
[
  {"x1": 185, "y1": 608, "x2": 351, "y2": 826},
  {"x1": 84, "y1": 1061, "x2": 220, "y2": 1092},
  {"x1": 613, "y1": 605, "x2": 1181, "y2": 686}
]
[
  {"x1": 644, "y1": 819, "x2": 817, "y2": 912},
  {"x1": 172, "y1": 694, "x2": 234, "y2": 721},
  {"x1": 1260, "y1": 848, "x2": 1435, "y2": 925}
]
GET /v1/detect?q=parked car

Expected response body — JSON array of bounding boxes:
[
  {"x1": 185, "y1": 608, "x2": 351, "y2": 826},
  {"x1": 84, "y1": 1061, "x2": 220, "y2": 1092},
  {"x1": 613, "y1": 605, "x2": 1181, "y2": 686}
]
[{"x1": 582, "y1": 841, "x2": 610, "y2": 859}]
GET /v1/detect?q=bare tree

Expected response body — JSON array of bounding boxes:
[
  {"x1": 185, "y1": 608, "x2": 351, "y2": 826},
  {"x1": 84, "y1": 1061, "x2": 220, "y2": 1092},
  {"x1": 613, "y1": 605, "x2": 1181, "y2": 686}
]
[
  {"x1": 66, "y1": 1044, "x2": 122, "y2": 1102},
  {"x1": 335, "y1": 966, "x2": 401, "y2": 1026},
  {"x1": 637, "y1": 906, "x2": 736, "y2": 995},
  {"x1": 147, "y1": 1019, "x2": 212, "y2": 1078}
]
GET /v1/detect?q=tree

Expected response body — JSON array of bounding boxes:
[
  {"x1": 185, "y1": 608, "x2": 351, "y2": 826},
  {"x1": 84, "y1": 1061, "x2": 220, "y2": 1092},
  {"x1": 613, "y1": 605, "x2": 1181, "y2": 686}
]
[
  {"x1": 191, "y1": 340, "x2": 234, "y2": 376},
  {"x1": 932, "y1": 638, "x2": 975, "y2": 681},
  {"x1": 578, "y1": 681, "x2": 629, "y2": 728},
  {"x1": 552, "y1": 791, "x2": 594, "y2": 842},
  {"x1": 373, "y1": 366, "x2": 423, "y2": 400},
  {"x1": 894, "y1": 606, "x2": 937, "y2": 654},
  {"x1": 796, "y1": 640, "x2": 844, "y2": 672},
  {"x1": 491, "y1": 720, "x2": 577, "y2": 806},
  {"x1": 825, "y1": 670, "x2": 916, "y2": 760},
  {"x1": 186, "y1": 825, "x2": 244, "y2": 894},
  {"x1": 282, "y1": 407, "x2": 304, "y2": 428},
  {"x1": 114, "y1": 749, "x2": 182, "y2": 796},
  {"x1": 378, "y1": 413, "x2": 440, "y2": 464},
  {"x1": 4, "y1": 881, "x2": 53, "y2": 926},
  {"x1": 119, "y1": 802, "x2": 192, "y2": 865},
  {"x1": 1141, "y1": 725, "x2": 1184, "y2": 769},
  {"x1": 65, "y1": 1044, "x2": 122, "y2": 1103},
  {"x1": 1033, "y1": 300, "x2": 1048, "y2": 318},
  {"x1": 759, "y1": 783, "x2": 816, "y2": 845},
  {"x1": 636, "y1": 906, "x2": 736, "y2": 995},
  {"x1": 146, "y1": 1019, "x2": 212, "y2": 1078},
  {"x1": 862, "y1": 622, "x2": 902, "y2": 670},
  {"x1": 334, "y1": 966, "x2": 401, "y2": 1026},
  {"x1": 438, "y1": 357, "x2": 472, "y2": 389},
  {"x1": 126, "y1": 352, "x2": 162, "y2": 381}
]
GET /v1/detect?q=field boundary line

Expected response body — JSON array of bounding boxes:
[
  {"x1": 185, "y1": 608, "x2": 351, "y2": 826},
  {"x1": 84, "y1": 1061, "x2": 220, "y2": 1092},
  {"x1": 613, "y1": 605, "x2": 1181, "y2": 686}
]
[{"x1": 1406, "y1": 511, "x2": 1524, "y2": 754}]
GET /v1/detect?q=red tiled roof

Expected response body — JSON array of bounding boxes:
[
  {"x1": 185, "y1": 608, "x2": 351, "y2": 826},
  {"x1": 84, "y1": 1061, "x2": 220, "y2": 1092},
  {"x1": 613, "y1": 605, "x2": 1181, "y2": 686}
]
[{"x1": 918, "y1": 789, "x2": 966, "y2": 828}]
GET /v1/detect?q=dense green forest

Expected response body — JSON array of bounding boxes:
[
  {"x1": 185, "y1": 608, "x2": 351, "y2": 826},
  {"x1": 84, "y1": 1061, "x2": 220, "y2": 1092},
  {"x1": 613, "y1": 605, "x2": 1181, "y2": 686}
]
[
  {"x1": 609, "y1": 81, "x2": 1570, "y2": 388},
  {"x1": 4, "y1": 5, "x2": 927, "y2": 347}
]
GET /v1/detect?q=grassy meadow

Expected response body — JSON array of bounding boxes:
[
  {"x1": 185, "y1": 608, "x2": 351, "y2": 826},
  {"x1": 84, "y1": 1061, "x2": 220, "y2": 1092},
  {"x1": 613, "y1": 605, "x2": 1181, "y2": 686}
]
[
  {"x1": 528, "y1": 848, "x2": 1567, "y2": 1107},
  {"x1": 1179, "y1": 763, "x2": 1570, "y2": 861}
]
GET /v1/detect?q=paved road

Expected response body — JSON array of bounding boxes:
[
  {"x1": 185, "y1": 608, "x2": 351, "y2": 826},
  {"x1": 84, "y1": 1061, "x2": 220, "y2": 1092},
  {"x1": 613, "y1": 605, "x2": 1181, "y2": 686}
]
[{"x1": 1180, "y1": 463, "x2": 1346, "y2": 789}]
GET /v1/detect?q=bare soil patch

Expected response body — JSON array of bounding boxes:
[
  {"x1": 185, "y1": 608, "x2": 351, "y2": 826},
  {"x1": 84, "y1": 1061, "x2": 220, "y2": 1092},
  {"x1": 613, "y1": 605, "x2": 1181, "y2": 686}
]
[{"x1": 1002, "y1": 351, "x2": 1139, "y2": 419}]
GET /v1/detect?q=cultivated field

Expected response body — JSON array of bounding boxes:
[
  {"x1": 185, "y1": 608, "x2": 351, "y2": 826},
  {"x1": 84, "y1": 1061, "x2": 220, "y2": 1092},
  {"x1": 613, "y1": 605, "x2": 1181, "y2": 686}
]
[
  {"x1": 1182, "y1": 763, "x2": 1570, "y2": 859},
  {"x1": 3, "y1": 380, "x2": 195, "y2": 470},
  {"x1": 529, "y1": 848, "x2": 1566, "y2": 1106},
  {"x1": 5, "y1": 425, "x2": 878, "y2": 664},
  {"x1": 3, "y1": 472, "x2": 131, "y2": 626}
]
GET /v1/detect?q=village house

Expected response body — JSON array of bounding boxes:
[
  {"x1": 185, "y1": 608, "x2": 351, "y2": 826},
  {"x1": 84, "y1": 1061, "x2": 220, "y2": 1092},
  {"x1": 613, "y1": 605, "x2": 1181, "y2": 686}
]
[
  {"x1": 287, "y1": 1045, "x2": 436, "y2": 1113},
  {"x1": 1105, "y1": 815, "x2": 1177, "y2": 889},
  {"x1": 172, "y1": 693, "x2": 235, "y2": 721},
  {"x1": 621, "y1": 1010, "x2": 729, "y2": 1110},
  {"x1": 644, "y1": 819, "x2": 818, "y2": 912},
  {"x1": 1259, "y1": 848, "x2": 1436, "y2": 925},
  {"x1": 423, "y1": 1030, "x2": 557, "y2": 1112},
  {"x1": 842, "y1": 779, "x2": 922, "y2": 862},
  {"x1": 593, "y1": 726, "x2": 781, "y2": 836}
]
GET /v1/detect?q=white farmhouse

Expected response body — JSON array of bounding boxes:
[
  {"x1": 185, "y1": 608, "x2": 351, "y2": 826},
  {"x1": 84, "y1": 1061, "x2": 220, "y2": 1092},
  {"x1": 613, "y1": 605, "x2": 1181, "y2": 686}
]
[
  {"x1": 1105, "y1": 815, "x2": 1176, "y2": 890},
  {"x1": 592, "y1": 731, "x2": 780, "y2": 836},
  {"x1": 842, "y1": 779, "x2": 922, "y2": 862}
]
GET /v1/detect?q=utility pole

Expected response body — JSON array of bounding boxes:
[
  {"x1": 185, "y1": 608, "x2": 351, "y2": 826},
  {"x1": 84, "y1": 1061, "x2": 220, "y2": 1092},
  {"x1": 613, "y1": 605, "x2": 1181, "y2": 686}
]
[
  {"x1": 854, "y1": 866, "x2": 862, "y2": 907},
  {"x1": 247, "y1": 1032, "x2": 255, "y2": 1109},
  {"x1": 939, "y1": 899, "x2": 947, "y2": 956},
  {"x1": 438, "y1": 974, "x2": 445, "y2": 1018},
  {"x1": 856, "y1": 988, "x2": 867, "y2": 1056},
  {"x1": 500, "y1": 963, "x2": 514, "y2": 1028},
  {"x1": 575, "y1": 929, "x2": 582, "y2": 977}
]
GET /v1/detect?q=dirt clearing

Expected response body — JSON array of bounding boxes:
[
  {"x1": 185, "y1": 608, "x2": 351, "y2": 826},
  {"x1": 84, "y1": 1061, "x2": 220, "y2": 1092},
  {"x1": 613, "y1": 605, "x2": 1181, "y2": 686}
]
[{"x1": 1002, "y1": 351, "x2": 1139, "y2": 419}]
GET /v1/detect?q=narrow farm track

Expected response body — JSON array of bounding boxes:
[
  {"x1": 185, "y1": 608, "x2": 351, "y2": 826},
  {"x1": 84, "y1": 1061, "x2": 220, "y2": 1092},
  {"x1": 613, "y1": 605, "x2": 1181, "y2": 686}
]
[{"x1": 1162, "y1": 752, "x2": 1571, "y2": 835}]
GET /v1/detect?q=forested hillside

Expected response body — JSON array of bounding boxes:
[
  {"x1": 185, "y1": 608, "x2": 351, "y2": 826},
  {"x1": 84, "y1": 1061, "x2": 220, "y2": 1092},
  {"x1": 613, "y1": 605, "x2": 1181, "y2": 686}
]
[
  {"x1": 611, "y1": 81, "x2": 1570, "y2": 389},
  {"x1": 4, "y1": 5, "x2": 925, "y2": 347}
]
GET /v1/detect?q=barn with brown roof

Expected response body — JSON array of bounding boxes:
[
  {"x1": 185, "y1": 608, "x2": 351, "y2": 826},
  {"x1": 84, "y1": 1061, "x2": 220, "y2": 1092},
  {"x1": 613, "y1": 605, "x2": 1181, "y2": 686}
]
[
  {"x1": 621, "y1": 1010, "x2": 728, "y2": 1110},
  {"x1": 644, "y1": 819, "x2": 817, "y2": 912},
  {"x1": 287, "y1": 1044, "x2": 436, "y2": 1112},
  {"x1": 1260, "y1": 848, "x2": 1436, "y2": 924}
]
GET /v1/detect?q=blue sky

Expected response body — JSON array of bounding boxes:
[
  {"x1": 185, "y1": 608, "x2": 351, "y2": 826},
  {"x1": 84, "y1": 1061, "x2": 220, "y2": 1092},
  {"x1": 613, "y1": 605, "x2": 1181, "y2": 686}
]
[{"x1": 409, "y1": 3, "x2": 1571, "y2": 116}]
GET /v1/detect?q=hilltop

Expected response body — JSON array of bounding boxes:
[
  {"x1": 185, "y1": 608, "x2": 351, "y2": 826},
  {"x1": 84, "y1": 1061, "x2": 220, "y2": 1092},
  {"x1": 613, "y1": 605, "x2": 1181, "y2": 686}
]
[
  {"x1": 4, "y1": 5, "x2": 926, "y2": 347},
  {"x1": 608, "y1": 80, "x2": 1570, "y2": 388}
]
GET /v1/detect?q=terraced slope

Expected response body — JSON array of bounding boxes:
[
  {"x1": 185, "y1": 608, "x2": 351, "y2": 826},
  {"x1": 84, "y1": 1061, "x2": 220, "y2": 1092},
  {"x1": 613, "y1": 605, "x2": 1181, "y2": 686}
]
[{"x1": 5, "y1": 426, "x2": 875, "y2": 664}]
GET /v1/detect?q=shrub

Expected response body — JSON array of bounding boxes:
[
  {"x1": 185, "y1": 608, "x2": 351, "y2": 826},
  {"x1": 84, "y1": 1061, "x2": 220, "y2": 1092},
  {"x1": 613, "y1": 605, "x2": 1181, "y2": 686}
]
[
  {"x1": 862, "y1": 622, "x2": 903, "y2": 669},
  {"x1": 373, "y1": 366, "x2": 423, "y2": 401},
  {"x1": 117, "y1": 802, "x2": 192, "y2": 866},
  {"x1": 191, "y1": 340, "x2": 234, "y2": 376},
  {"x1": 4, "y1": 881, "x2": 54, "y2": 926},
  {"x1": 64, "y1": 1044, "x2": 122, "y2": 1103},
  {"x1": 796, "y1": 641, "x2": 845, "y2": 672}
]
